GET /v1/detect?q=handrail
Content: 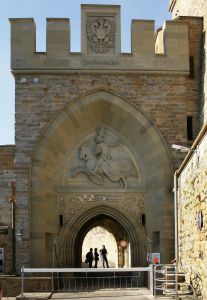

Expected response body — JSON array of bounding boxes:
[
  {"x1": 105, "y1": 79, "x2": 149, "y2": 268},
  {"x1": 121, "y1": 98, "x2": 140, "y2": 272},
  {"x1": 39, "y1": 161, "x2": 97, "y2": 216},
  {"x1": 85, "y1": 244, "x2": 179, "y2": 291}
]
[
  {"x1": 21, "y1": 266, "x2": 151, "y2": 273},
  {"x1": 153, "y1": 264, "x2": 193, "y2": 298},
  {"x1": 20, "y1": 266, "x2": 154, "y2": 296}
]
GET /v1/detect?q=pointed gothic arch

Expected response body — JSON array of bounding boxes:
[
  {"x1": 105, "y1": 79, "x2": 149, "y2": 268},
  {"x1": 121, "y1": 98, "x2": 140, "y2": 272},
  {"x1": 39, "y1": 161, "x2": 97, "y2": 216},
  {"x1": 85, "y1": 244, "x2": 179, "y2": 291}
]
[
  {"x1": 59, "y1": 202, "x2": 143, "y2": 267},
  {"x1": 30, "y1": 89, "x2": 174, "y2": 267}
]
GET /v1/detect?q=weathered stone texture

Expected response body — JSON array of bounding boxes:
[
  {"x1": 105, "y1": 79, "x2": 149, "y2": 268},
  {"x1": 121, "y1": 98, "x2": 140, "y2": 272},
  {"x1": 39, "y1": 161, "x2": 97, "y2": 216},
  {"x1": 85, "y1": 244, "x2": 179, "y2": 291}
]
[
  {"x1": 10, "y1": 10, "x2": 203, "y2": 270},
  {"x1": 170, "y1": 0, "x2": 207, "y2": 125},
  {"x1": 0, "y1": 145, "x2": 15, "y2": 273},
  {"x1": 15, "y1": 72, "x2": 200, "y2": 168},
  {"x1": 14, "y1": 71, "x2": 198, "y2": 267},
  {"x1": 177, "y1": 130, "x2": 207, "y2": 298},
  {"x1": 9, "y1": 10, "x2": 189, "y2": 73}
]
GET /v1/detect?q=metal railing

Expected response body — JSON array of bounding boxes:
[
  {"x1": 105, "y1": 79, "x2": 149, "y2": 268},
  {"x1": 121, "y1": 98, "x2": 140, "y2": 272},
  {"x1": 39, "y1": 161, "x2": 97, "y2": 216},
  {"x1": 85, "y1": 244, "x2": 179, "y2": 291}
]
[
  {"x1": 153, "y1": 264, "x2": 193, "y2": 298},
  {"x1": 20, "y1": 266, "x2": 153, "y2": 295}
]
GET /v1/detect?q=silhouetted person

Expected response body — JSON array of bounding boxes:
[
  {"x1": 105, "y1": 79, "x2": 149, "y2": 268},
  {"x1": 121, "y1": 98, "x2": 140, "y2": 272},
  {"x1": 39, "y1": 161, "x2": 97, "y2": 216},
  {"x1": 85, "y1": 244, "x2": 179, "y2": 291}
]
[
  {"x1": 94, "y1": 248, "x2": 99, "y2": 268},
  {"x1": 85, "y1": 248, "x2": 93, "y2": 268},
  {"x1": 100, "y1": 245, "x2": 109, "y2": 268}
]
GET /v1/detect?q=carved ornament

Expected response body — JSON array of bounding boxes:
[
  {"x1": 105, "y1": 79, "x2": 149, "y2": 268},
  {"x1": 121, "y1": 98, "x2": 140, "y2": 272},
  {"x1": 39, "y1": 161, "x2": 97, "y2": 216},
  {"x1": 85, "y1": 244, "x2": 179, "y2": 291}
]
[
  {"x1": 70, "y1": 126, "x2": 140, "y2": 189},
  {"x1": 59, "y1": 192, "x2": 145, "y2": 225},
  {"x1": 87, "y1": 16, "x2": 116, "y2": 54}
]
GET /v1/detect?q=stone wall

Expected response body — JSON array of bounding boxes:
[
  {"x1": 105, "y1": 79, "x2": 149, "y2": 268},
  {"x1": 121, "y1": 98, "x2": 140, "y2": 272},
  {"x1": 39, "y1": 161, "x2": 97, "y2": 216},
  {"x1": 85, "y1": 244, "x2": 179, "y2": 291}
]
[
  {"x1": 10, "y1": 11, "x2": 190, "y2": 73},
  {"x1": 0, "y1": 276, "x2": 51, "y2": 296},
  {"x1": 170, "y1": 0, "x2": 207, "y2": 125},
  {"x1": 0, "y1": 145, "x2": 15, "y2": 273},
  {"x1": 11, "y1": 12, "x2": 203, "y2": 269},
  {"x1": 15, "y1": 71, "x2": 197, "y2": 268},
  {"x1": 176, "y1": 127, "x2": 207, "y2": 298}
]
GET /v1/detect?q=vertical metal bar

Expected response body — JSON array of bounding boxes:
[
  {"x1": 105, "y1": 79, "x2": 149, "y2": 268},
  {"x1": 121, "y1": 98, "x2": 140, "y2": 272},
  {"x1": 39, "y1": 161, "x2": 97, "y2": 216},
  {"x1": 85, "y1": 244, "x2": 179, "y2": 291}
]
[
  {"x1": 63, "y1": 276, "x2": 65, "y2": 291},
  {"x1": 175, "y1": 264, "x2": 178, "y2": 300},
  {"x1": 51, "y1": 271, "x2": 54, "y2": 293},
  {"x1": 21, "y1": 266, "x2": 24, "y2": 296},
  {"x1": 149, "y1": 264, "x2": 154, "y2": 295},
  {"x1": 153, "y1": 265, "x2": 156, "y2": 297},
  {"x1": 34, "y1": 277, "x2": 36, "y2": 292},
  {"x1": 174, "y1": 173, "x2": 178, "y2": 262},
  {"x1": 166, "y1": 266, "x2": 168, "y2": 295}
]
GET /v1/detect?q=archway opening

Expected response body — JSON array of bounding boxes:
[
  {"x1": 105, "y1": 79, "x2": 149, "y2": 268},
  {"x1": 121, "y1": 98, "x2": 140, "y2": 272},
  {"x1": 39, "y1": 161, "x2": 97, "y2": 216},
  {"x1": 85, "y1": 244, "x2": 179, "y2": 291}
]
[
  {"x1": 74, "y1": 214, "x2": 131, "y2": 268},
  {"x1": 82, "y1": 226, "x2": 118, "y2": 268}
]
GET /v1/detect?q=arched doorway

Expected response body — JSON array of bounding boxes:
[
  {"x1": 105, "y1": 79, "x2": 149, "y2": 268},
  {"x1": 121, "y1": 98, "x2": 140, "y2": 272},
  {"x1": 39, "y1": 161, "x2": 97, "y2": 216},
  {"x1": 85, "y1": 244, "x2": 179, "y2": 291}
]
[
  {"x1": 82, "y1": 226, "x2": 119, "y2": 268},
  {"x1": 30, "y1": 89, "x2": 174, "y2": 267},
  {"x1": 55, "y1": 203, "x2": 143, "y2": 267},
  {"x1": 77, "y1": 216, "x2": 131, "y2": 269}
]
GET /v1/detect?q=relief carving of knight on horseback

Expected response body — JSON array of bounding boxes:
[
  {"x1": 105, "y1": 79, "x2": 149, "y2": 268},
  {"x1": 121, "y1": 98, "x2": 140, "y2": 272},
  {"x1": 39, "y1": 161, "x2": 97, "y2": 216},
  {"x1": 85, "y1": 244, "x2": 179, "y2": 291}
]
[{"x1": 71, "y1": 126, "x2": 139, "y2": 188}]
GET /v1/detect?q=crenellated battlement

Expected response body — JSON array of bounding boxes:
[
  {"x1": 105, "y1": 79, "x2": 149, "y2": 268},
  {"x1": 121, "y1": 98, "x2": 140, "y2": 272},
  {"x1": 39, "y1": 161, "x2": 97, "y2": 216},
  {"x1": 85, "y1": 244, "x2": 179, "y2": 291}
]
[{"x1": 10, "y1": 5, "x2": 189, "y2": 74}]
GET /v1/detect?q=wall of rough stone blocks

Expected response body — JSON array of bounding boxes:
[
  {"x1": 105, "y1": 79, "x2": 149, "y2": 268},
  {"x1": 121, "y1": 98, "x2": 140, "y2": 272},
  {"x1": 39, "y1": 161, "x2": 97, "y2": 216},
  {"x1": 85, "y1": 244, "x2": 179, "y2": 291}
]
[
  {"x1": 177, "y1": 129, "x2": 207, "y2": 298},
  {"x1": 12, "y1": 16, "x2": 203, "y2": 269},
  {"x1": 0, "y1": 145, "x2": 15, "y2": 273},
  {"x1": 170, "y1": 0, "x2": 207, "y2": 125},
  {"x1": 14, "y1": 72, "x2": 198, "y2": 268}
]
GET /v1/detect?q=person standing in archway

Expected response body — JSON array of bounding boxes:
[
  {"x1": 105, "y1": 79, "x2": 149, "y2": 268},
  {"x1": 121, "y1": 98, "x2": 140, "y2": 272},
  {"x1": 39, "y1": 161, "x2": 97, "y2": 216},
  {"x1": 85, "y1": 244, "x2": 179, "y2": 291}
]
[
  {"x1": 94, "y1": 248, "x2": 99, "y2": 268},
  {"x1": 100, "y1": 245, "x2": 109, "y2": 268},
  {"x1": 85, "y1": 248, "x2": 93, "y2": 268}
]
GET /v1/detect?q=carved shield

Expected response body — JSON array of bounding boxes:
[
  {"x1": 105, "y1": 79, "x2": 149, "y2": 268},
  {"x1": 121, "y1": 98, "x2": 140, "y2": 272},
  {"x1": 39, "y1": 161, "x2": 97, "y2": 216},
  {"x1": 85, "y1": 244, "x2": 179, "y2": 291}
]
[{"x1": 87, "y1": 16, "x2": 116, "y2": 54}]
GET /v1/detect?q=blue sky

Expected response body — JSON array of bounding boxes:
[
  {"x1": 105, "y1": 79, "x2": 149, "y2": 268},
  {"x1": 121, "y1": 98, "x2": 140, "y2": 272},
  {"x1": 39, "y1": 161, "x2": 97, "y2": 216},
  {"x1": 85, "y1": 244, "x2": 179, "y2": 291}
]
[{"x1": 0, "y1": 0, "x2": 171, "y2": 145}]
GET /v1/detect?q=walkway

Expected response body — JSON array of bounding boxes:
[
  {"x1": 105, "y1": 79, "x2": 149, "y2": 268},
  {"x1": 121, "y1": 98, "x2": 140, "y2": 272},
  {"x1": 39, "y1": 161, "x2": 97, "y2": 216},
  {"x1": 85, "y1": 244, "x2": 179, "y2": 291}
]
[{"x1": 10, "y1": 289, "x2": 196, "y2": 300}]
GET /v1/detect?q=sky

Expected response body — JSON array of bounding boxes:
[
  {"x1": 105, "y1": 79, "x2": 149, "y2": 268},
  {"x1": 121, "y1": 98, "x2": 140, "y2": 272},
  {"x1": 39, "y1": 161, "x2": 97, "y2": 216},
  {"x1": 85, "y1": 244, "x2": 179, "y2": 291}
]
[{"x1": 0, "y1": 0, "x2": 171, "y2": 145}]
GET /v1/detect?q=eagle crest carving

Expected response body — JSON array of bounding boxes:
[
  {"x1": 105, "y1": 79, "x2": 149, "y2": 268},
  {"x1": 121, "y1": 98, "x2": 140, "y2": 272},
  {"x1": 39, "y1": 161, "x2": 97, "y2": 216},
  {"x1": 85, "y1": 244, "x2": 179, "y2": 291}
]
[{"x1": 87, "y1": 16, "x2": 116, "y2": 54}]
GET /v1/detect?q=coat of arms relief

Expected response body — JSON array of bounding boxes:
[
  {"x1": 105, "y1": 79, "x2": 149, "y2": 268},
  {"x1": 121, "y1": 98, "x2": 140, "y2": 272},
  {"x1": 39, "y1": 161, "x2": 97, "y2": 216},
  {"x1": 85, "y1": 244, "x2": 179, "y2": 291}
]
[
  {"x1": 61, "y1": 126, "x2": 141, "y2": 189},
  {"x1": 87, "y1": 16, "x2": 116, "y2": 54}
]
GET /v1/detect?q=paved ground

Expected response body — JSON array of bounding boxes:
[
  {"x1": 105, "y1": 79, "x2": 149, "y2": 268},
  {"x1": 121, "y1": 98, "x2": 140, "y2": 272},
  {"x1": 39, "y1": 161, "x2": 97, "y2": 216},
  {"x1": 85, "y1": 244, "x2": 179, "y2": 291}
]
[
  {"x1": 51, "y1": 289, "x2": 155, "y2": 299},
  {"x1": 51, "y1": 291, "x2": 195, "y2": 300},
  {"x1": 2, "y1": 289, "x2": 196, "y2": 300}
]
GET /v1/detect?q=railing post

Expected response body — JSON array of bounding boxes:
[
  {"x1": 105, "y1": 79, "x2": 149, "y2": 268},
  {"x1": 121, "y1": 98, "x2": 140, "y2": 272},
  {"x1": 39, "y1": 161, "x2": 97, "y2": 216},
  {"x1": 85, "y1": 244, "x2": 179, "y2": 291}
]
[
  {"x1": 21, "y1": 266, "x2": 24, "y2": 296},
  {"x1": 149, "y1": 264, "x2": 154, "y2": 295},
  {"x1": 51, "y1": 270, "x2": 54, "y2": 293},
  {"x1": 154, "y1": 265, "x2": 156, "y2": 297},
  {"x1": 175, "y1": 263, "x2": 178, "y2": 300}
]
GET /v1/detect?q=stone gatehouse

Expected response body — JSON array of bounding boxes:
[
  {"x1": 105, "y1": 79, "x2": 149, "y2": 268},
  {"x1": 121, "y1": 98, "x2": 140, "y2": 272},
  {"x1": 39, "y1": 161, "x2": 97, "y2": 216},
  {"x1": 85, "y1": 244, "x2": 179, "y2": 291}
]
[{"x1": 0, "y1": 4, "x2": 203, "y2": 272}]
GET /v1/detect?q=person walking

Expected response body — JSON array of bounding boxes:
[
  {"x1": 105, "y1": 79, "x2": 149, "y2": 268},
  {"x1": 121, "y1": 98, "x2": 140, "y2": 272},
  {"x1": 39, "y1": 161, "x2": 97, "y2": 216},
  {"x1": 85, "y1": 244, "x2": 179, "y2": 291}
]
[
  {"x1": 94, "y1": 248, "x2": 99, "y2": 268},
  {"x1": 85, "y1": 248, "x2": 93, "y2": 268},
  {"x1": 100, "y1": 245, "x2": 109, "y2": 268}
]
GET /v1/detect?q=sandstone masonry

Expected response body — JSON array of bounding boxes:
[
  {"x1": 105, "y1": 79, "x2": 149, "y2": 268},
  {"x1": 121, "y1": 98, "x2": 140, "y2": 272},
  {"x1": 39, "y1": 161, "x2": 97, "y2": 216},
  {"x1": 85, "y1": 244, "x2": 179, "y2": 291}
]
[
  {"x1": 169, "y1": 1, "x2": 207, "y2": 298},
  {"x1": 0, "y1": 5, "x2": 204, "y2": 278},
  {"x1": 170, "y1": 0, "x2": 207, "y2": 125},
  {"x1": 176, "y1": 125, "x2": 207, "y2": 298},
  {"x1": 0, "y1": 145, "x2": 15, "y2": 273}
]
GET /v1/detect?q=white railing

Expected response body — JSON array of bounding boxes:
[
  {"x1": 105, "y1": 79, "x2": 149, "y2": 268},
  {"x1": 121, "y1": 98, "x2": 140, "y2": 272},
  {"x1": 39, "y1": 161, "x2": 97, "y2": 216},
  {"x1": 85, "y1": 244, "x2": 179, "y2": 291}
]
[
  {"x1": 153, "y1": 264, "x2": 193, "y2": 298},
  {"x1": 20, "y1": 266, "x2": 154, "y2": 295}
]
